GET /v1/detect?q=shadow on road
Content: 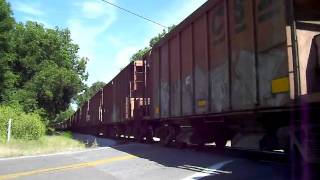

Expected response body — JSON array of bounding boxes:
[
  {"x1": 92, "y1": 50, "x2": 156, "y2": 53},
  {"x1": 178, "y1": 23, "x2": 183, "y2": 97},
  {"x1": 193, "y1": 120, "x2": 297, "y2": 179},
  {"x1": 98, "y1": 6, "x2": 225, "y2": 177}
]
[
  {"x1": 111, "y1": 142, "x2": 291, "y2": 180},
  {"x1": 70, "y1": 133, "x2": 319, "y2": 180}
]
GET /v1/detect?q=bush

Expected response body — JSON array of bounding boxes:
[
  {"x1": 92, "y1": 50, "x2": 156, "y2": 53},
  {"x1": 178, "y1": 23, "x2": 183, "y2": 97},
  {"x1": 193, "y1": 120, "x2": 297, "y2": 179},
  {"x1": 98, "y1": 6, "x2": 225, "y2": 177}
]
[
  {"x1": 62, "y1": 131, "x2": 72, "y2": 138},
  {"x1": 0, "y1": 105, "x2": 46, "y2": 141}
]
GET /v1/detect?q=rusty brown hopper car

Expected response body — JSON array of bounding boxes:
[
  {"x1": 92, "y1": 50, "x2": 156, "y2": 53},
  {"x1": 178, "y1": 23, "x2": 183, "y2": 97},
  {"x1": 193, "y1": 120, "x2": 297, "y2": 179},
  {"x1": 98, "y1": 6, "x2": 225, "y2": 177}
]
[
  {"x1": 71, "y1": 91, "x2": 102, "y2": 135},
  {"x1": 87, "y1": 90, "x2": 103, "y2": 135},
  {"x1": 71, "y1": 109, "x2": 79, "y2": 131},
  {"x1": 149, "y1": 0, "x2": 312, "y2": 117},
  {"x1": 84, "y1": 60, "x2": 147, "y2": 137},
  {"x1": 144, "y1": 0, "x2": 320, "y2": 162},
  {"x1": 76, "y1": 100, "x2": 88, "y2": 133},
  {"x1": 101, "y1": 83, "x2": 113, "y2": 134},
  {"x1": 76, "y1": 109, "x2": 80, "y2": 129},
  {"x1": 60, "y1": 0, "x2": 320, "y2": 163}
]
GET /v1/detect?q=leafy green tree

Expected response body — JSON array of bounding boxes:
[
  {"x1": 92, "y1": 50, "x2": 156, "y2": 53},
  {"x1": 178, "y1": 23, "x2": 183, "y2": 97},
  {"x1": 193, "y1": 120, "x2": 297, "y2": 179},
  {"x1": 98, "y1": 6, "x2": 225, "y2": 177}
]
[
  {"x1": 130, "y1": 47, "x2": 150, "y2": 61},
  {"x1": 130, "y1": 25, "x2": 176, "y2": 61},
  {"x1": 0, "y1": 0, "x2": 13, "y2": 50},
  {"x1": 3, "y1": 21, "x2": 88, "y2": 121},
  {"x1": 54, "y1": 106, "x2": 75, "y2": 123},
  {"x1": 149, "y1": 25, "x2": 176, "y2": 47},
  {"x1": 0, "y1": 0, "x2": 15, "y2": 102},
  {"x1": 75, "y1": 81, "x2": 106, "y2": 107}
]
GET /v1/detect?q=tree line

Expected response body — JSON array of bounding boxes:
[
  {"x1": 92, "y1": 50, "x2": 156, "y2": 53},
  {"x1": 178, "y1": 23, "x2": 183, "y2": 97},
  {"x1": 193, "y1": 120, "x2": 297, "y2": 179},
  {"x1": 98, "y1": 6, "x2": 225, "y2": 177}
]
[{"x1": 0, "y1": 0, "x2": 103, "y2": 126}]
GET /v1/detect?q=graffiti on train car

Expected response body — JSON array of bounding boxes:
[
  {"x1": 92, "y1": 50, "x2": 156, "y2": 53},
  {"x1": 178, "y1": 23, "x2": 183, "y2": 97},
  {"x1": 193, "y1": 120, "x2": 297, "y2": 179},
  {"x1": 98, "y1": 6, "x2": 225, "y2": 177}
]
[
  {"x1": 211, "y1": 4, "x2": 226, "y2": 45},
  {"x1": 257, "y1": 0, "x2": 281, "y2": 22},
  {"x1": 233, "y1": 0, "x2": 246, "y2": 34}
]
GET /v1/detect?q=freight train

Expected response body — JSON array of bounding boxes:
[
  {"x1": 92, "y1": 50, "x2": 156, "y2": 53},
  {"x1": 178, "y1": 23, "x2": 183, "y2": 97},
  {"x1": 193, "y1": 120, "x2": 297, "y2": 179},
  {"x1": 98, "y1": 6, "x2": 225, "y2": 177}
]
[{"x1": 56, "y1": 0, "x2": 320, "y2": 163}]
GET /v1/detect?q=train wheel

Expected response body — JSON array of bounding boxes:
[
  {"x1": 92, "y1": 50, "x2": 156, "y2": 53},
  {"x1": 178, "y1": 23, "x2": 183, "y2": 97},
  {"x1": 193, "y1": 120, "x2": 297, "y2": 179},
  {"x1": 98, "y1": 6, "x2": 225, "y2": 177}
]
[
  {"x1": 124, "y1": 126, "x2": 131, "y2": 139},
  {"x1": 215, "y1": 136, "x2": 227, "y2": 150},
  {"x1": 174, "y1": 141, "x2": 187, "y2": 149},
  {"x1": 159, "y1": 125, "x2": 174, "y2": 146},
  {"x1": 145, "y1": 128, "x2": 154, "y2": 144},
  {"x1": 158, "y1": 126, "x2": 167, "y2": 146},
  {"x1": 114, "y1": 127, "x2": 120, "y2": 139},
  {"x1": 134, "y1": 131, "x2": 144, "y2": 142},
  {"x1": 259, "y1": 133, "x2": 279, "y2": 151},
  {"x1": 109, "y1": 127, "x2": 115, "y2": 139}
]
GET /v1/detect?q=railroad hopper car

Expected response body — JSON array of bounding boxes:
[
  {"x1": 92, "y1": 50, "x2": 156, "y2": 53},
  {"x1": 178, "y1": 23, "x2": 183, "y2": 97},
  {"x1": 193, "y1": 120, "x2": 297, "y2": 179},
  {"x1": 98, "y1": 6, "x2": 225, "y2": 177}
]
[
  {"x1": 74, "y1": 90, "x2": 103, "y2": 134},
  {"x1": 143, "y1": 0, "x2": 320, "y2": 162},
  {"x1": 57, "y1": 0, "x2": 320, "y2": 163},
  {"x1": 101, "y1": 60, "x2": 148, "y2": 139},
  {"x1": 103, "y1": 60, "x2": 148, "y2": 138},
  {"x1": 61, "y1": 60, "x2": 148, "y2": 138}
]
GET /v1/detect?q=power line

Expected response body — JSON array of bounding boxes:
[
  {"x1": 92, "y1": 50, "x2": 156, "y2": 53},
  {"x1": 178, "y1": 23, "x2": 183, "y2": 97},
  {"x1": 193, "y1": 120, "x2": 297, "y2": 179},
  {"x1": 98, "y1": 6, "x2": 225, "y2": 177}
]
[{"x1": 100, "y1": 0, "x2": 167, "y2": 28}]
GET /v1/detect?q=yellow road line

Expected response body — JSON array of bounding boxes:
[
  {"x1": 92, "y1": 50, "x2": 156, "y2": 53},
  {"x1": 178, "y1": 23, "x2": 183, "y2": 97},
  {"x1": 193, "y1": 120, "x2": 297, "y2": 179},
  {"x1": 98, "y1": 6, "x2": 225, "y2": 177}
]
[{"x1": 0, "y1": 155, "x2": 136, "y2": 180}]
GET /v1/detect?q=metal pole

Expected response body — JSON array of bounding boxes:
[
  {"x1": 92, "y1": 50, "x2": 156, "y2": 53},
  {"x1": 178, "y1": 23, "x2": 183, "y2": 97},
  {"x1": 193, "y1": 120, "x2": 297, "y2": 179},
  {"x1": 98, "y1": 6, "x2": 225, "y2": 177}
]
[{"x1": 7, "y1": 118, "x2": 12, "y2": 143}]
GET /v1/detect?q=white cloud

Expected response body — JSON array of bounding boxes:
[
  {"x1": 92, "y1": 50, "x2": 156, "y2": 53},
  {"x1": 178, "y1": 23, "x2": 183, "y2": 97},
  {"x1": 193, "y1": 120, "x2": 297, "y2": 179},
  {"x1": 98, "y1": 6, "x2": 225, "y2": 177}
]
[
  {"x1": 68, "y1": 0, "x2": 117, "y2": 58},
  {"x1": 82, "y1": 1, "x2": 108, "y2": 19},
  {"x1": 106, "y1": 36, "x2": 123, "y2": 48},
  {"x1": 13, "y1": 1, "x2": 44, "y2": 16},
  {"x1": 67, "y1": 0, "x2": 118, "y2": 85},
  {"x1": 114, "y1": 46, "x2": 139, "y2": 69}
]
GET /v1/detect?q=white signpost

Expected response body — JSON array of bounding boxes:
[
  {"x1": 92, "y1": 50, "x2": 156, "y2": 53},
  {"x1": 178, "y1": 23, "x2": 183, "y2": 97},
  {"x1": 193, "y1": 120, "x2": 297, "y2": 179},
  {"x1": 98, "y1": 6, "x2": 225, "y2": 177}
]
[{"x1": 7, "y1": 118, "x2": 12, "y2": 143}]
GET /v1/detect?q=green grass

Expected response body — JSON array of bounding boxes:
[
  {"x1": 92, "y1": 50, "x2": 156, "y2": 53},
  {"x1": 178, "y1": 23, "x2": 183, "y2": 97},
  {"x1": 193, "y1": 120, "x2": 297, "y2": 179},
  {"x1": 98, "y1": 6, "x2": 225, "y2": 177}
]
[{"x1": 0, "y1": 132, "x2": 85, "y2": 158}]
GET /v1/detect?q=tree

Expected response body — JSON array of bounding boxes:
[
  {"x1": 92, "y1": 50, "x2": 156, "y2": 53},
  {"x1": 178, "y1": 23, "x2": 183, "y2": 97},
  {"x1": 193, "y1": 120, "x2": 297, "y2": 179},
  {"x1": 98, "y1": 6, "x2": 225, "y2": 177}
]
[
  {"x1": 130, "y1": 47, "x2": 150, "y2": 61},
  {"x1": 149, "y1": 25, "x2": 176, "y2": 48},
  {"x1": 149, "y1": 29, "x2": 167, "y2": 48},
  {"x1": 0, "y1": 0, "x2": 13, "y2": 50},
  {"x1": 54, "y1": 106, "x2": 75, "y2": 123},
  {"x1": 75, "y1": 81, "x2": 106, "y2": 107},
  {"x1": 3, "y1": 21, "x2": 88, "y2": 121},
  {"x1": 0, "y1": 0, "x2": 15, "y2": 102},
  {"x1": 130, "y1": 25, "x2": 176, "y2": 61}
]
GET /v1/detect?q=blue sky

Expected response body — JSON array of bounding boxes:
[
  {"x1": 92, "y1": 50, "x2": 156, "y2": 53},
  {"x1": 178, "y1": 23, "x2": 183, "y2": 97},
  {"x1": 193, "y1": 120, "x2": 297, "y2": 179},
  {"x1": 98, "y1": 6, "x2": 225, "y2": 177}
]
[{"x1": 8, "y1": 0, "x2": 207, "y2": 86}]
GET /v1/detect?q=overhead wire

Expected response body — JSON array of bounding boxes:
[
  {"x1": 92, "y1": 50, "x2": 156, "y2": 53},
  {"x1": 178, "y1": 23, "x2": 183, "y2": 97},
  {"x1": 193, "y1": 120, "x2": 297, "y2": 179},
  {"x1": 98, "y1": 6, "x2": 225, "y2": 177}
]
[{"x1": 100, "y1": 0, "x2": 167, "y2": 28}]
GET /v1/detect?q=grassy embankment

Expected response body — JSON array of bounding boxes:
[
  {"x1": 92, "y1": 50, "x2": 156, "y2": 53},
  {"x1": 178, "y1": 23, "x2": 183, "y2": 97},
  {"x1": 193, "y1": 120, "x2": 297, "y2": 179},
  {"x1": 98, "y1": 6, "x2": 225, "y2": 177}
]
[
  {"x1": 0, "y1": 132, "x2": 85, "y2": 158},
  {"x1": 0, "y1": 106, "x2": 86, "y2": 158}
]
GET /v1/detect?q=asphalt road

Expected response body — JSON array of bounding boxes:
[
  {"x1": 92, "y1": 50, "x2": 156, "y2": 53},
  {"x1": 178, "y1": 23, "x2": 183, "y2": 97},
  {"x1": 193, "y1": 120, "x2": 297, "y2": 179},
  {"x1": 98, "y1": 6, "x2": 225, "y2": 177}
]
[{"x1": 0, "y1": 137, "x2": 311, "y2": 180}]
